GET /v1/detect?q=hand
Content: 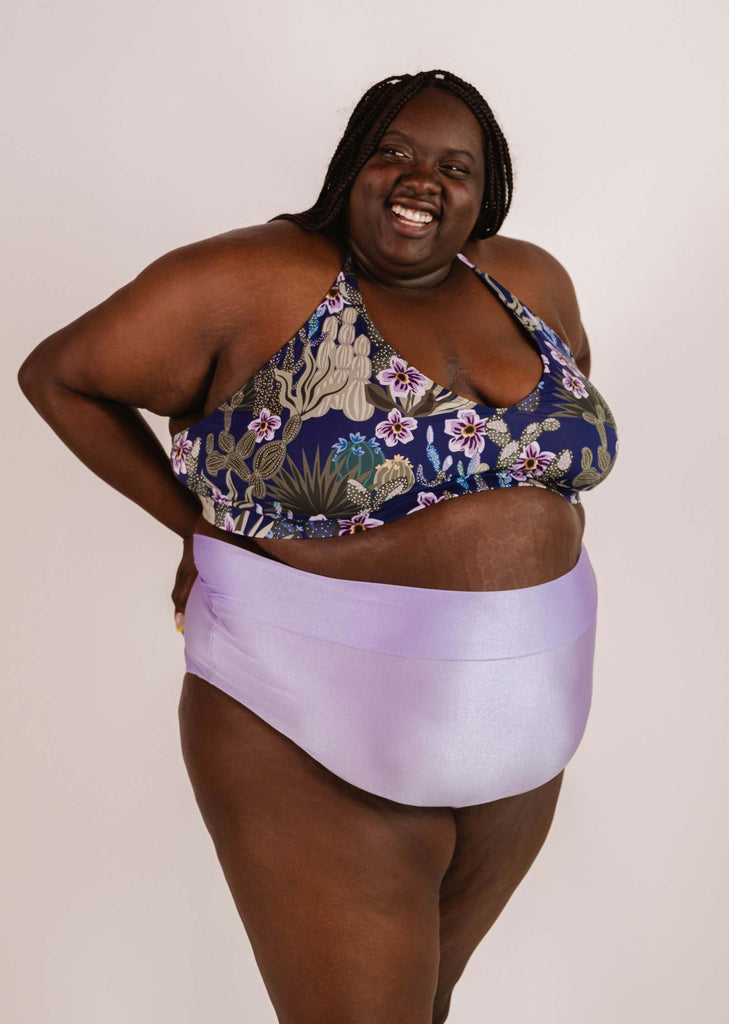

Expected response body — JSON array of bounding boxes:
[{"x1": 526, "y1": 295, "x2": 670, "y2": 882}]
[{"x1": 172, "y1": 516, "x2": 204, "y2": 633}]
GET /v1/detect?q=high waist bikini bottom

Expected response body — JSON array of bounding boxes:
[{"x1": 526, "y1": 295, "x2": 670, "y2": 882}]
[{"x1": 182, "y1": 534, "x2": 598, "y2": 808}]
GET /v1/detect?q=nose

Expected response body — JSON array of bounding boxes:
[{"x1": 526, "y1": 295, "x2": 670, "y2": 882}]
[{"x1": 397, "y1": 156, "x2": 442, "y2": 197}]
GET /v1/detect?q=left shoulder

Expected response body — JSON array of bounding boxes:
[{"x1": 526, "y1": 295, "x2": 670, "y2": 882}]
[{"x1": 468, "y1": 234, "x2": 591, "y2": 371}]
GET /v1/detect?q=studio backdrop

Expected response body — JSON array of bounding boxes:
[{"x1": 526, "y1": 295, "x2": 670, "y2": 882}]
[{"x1": 2, "y1": 1, "x2": 727, "y2": 1022}]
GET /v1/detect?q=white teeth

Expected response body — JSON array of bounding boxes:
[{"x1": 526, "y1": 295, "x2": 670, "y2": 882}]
[{"x1": 391, "y1": 203, "x2": 434, "y2": 224}]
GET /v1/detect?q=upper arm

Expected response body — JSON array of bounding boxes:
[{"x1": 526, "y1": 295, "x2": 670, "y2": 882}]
[
  {"x1": 17, "y1": 235, "x2": 252, "y2": 416},
  {"x1": 515, "y1": 240, "x2": 592, "y2": 377}
]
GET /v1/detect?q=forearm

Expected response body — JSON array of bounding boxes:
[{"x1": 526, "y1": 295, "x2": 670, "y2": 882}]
[{"x1": 19, "y1": 375, "x2": 202, "y2": 539}]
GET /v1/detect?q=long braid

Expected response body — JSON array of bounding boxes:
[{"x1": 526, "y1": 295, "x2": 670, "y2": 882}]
[{"x1": 269, "y1": 70, "x2": 513, "y2": 241}]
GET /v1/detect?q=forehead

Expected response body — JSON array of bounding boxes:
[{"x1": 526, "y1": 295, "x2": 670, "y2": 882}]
[{"x1": 384, "y1": 87, "x2": 483, "y2": 152}]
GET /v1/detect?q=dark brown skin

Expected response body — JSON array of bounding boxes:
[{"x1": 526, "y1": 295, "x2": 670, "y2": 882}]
[{"x1": 19, "y1": 86, "x2": 592, "y2": 1022}]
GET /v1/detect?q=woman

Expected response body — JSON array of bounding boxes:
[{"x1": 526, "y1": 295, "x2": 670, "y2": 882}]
[{"x1": 18, "y1": 69, "x2": 617, "y2": 1023}]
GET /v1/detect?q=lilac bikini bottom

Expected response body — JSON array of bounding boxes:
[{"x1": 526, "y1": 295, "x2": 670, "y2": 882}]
[{"x1": 183, "y1": 534, "x2": 598, "y2": 808}]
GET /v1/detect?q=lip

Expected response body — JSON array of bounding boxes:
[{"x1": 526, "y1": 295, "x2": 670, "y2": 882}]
[
  {"x1": 386, "y1": 203, "x2": 439, "y2": 236},
  {"x1": 389, "y1": 197, "x2": 440, "y2": 218}
]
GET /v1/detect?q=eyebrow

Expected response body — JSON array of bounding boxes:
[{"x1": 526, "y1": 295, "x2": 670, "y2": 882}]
[{"x1": 378, "y1": 129, "x2": 477, "y2": 162}]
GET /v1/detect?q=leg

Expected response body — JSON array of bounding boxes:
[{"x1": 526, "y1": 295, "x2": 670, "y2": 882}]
[
  {"x1": 432, "y1": 772, "x2": 565, "y2": 1024},
  {"x1": 178, "y1": 672, "x2": 458, "y2": 1024}
]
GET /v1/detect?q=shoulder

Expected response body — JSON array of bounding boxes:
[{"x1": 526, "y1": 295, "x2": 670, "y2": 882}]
[
  {"x1": 137, "y1": 220, "x2": 342, "y2": 324},
  {"x1": 468, "y1": 234, "x2": 589, "y2": 363},
  {"x1": 147, "y1": 219, "x2": 335, "y2": 267}
]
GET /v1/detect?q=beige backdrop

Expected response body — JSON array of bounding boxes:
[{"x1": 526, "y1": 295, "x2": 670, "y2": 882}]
[{"x1": 3, "y1": 1, "x2": 727, "y2": 1021}]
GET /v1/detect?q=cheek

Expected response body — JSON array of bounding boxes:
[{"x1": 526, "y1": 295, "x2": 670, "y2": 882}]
[
  {"x1": 355, "y1": 167, "x2": 391, "y2": 198},
  {"x1": 453, "y1": 184, "x2": 484, "y2": 221},
  {"x1": 360, "y1": 181, "x2": 380, "y2": 199},
  {"x1": 349, "y1": 180, "x2": 384, "y2": 222}
]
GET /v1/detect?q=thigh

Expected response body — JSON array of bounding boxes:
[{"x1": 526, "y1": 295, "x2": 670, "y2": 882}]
[
  {"x1": 433, "y1": 772, "x2": 565, "y2": 1023},
  {"x1": 178, "y1": 672, "x2": 458, "y2": 1024}
]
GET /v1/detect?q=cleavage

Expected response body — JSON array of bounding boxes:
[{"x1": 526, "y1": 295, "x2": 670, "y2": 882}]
[{"x1": 357, "y1": 267, "x2": 545, "y2": 409}]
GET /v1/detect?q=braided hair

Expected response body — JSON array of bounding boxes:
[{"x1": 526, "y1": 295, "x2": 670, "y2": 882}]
[{"x1": 268, "y1": 69, "x2": 513, "y2": 241}]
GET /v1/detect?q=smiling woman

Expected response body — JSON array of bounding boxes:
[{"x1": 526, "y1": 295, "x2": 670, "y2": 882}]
[
  {"x1": 344, "y1": 88, "x2": 488, "y2": 284},
  {"x1": 271, "y1": 70, "x2": 512, "y2": 254},
  {"x1": 18, "y1": 68, "x2": 618, "y2": 1023}
]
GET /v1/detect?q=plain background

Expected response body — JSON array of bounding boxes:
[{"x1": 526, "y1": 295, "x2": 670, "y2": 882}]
[{"x1": 2, "y1": 1, "x2": 728, "y2": 1021}]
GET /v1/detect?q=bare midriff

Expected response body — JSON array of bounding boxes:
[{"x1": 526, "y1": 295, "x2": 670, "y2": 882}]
[{"x1": 193, "y1": 487, "x2": 585, "y2": 591}]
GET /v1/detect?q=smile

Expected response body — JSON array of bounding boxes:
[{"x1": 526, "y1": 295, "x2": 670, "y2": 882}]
[
  {"x1": 390, "y1": 203, "x2": 434, "y2": 225},
  {"x1": 386, "y1": 204, "x2": 438, "y2": 237}
]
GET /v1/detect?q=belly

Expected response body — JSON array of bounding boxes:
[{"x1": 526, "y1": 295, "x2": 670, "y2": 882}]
[{"x1": 193, "y1": 487, "x2": 585, "y2": 591}]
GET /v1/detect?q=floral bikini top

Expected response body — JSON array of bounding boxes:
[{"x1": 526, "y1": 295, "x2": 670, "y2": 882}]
[{"x1": 170, "y1": 251, "x2": 618, "y2": 539}]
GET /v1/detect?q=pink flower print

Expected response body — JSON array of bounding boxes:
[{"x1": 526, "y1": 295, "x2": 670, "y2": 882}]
[
  {"x1": 541, "y1": 353, "x2": 550, "y2": 372},
  {"x1": 248, "y1": 407, "x2": 282, "y2": 441},
  {"x1": 337, "y1": 512, "x2": 384, "y2": 535},
  {"x1": 316, "y1": 272, "x2": 346, "y2": 316},
  {"x1": 561, "y1": 370, "x2": 589, "y2": 398},
  {"x1": 545, "y1": 341, "x2": 570, "y2": 367},
  {"x1": 510, "y1": 441, "x2": 555, "y2": 481},
  {"x1": 211, "y1": 486, "x2": 233, "y2": 506},
  {"x1": 172, "y1": 431, "x2": 192, "y2": 474},
  {"x1": 374, "y1": 408, "x2": 418, "y2": 447},
  {"x1": 407, "y1": 491, "x2": 447, "y2": 514},
  {"x1": 223, "y1": 512, "x2": 237, "y2": 531},
  {"x1": 376, "y1": 356, "x2": 429, "y2": 397},
  {"x1": 444, "y1": 409, "x2": 487, "y2": 458}
]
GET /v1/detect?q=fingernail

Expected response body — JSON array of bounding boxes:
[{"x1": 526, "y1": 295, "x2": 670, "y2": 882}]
[{"x1": 175, "y1": 612, "x2": 184, "y2": 633}]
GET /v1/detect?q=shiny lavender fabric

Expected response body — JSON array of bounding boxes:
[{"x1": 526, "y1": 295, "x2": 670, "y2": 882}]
[{"x1": 183, "y1": 534, "x2": 598, "y2": 807}]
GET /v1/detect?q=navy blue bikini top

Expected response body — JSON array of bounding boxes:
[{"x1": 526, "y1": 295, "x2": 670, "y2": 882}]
[{"x1": 170, "y1": 250, "x2": 618, "y2": 539}]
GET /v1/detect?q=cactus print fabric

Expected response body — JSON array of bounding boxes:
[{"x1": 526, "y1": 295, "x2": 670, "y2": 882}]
[{"x1": 169, "y1": 251, "x2": 618, "y2": 539}]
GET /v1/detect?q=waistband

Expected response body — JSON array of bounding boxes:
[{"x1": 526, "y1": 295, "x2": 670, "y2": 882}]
[{"x1": 191, "y1": 535, "x2": 597, "y2": 661}]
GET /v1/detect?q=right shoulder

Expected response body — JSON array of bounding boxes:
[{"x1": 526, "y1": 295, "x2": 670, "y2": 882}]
[
  {"x1": 150, "y1": 218, "x2": 337, "y2": 263},
  {"x1": 17, "y1": 220, "x2": 342, "y2": 416},
  {"x1": 142, "y1": 220, "x2": 343, "y2": 319}
]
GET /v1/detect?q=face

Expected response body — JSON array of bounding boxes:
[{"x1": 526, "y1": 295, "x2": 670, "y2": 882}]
[{"x1": 345, "y1": 86, "x2": 486, "y2": 284}]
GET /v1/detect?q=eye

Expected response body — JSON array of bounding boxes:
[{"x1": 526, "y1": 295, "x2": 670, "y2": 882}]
[
  {"x1": 377, "y1": 147, "x2": 469, "y2": 176},
  {"x1": 379, "y1": 148, "x2": 468, "y2": 174}
]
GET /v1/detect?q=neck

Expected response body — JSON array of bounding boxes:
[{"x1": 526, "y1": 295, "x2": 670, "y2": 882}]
[{"x1": 347, "y1": 245, "x2": 460, "y2": 293}]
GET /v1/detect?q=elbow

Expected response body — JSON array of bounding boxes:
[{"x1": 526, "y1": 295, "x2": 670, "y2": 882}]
[
  {"x1": 17, "y1": 356, "x2": 38, "y2": 399},
  {"x1": 17, "y1": 353, "x2": 53, "y2": 406}
]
